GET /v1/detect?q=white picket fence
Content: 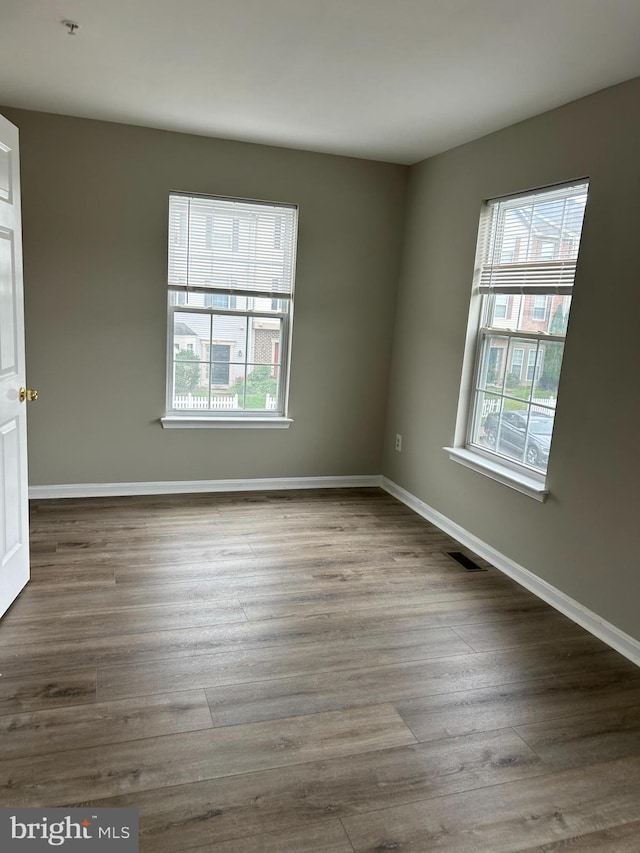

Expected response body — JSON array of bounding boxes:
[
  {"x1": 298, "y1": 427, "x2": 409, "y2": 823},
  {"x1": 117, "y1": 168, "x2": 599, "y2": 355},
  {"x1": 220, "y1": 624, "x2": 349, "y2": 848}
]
[
  {"x1": 174, "y1": 394, "x2": 238, "y2": 410},
  {"x1": 482, "y1": 396, "x2": 556, "y2": 417},
  {"x1": 173, "y1": 393, "x2": 278, "y2": 411}
]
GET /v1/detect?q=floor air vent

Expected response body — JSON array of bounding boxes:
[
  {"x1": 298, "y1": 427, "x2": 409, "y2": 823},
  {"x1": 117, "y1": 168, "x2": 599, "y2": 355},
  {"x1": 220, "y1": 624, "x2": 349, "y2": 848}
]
[{"x1": 446, "y1": 551, "x2": 487, "y2": 572}]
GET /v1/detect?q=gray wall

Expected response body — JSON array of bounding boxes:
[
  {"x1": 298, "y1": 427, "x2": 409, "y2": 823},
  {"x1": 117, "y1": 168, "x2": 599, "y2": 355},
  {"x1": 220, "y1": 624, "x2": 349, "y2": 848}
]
[
  {"x1": 1, "y1": 108, "x2": 407, "y2": 484},
  {"x1": 382, "y1": 77, "x2": 640, "y2": 641}
]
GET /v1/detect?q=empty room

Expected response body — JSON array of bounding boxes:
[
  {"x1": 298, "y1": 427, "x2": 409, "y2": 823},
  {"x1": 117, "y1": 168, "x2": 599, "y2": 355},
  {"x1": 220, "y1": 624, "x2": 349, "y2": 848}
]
[{"x1": 0, "y1": 1, "x2": 639, "y2": 851}]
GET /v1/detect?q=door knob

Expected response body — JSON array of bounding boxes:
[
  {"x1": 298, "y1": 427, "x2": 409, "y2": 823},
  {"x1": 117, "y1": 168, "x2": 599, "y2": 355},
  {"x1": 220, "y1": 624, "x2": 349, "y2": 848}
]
[{"x1": 19, "y1": 387, "x2": 38, "y2": 402}]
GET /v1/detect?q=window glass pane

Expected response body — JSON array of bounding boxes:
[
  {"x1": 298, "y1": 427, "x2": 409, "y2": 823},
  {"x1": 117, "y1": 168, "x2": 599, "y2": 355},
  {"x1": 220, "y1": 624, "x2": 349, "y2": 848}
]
[
  {"x1": 211, "y1": 315, "x2": 247, "y2": 365},
  {"x1": 486, "y1": 402, "x2": 530, "y2": 465},
  {"x1": 173, "y1": 312, "x2": 211, "y2": 360},
  {"x1": 475, "y1": 401, "x2": 554, "y2": 473},
  {"x1": 470, "y1": 391, "x2": 503, "y2": 450},
  {"x1": 172, "y1": 364, "x2": 211, "y2": 410},
  {"x1": 251, "y1": 318, "x2": 282, "y2": 369},
  {"x1": 239, "y1": 364, "x2": 281, "y2": 410},
  {"x1": 532, "y1": 340, "x2": 564, "y2": 403},
  {"x1": 477, "y1": 335, "x2": 508, "y2": 393},
  {"x1": 487, "y1": 294, "x2": 572, "y2": 335},
  {"x1": 172, "y1": 308, "x2": 210, "y2": 408},
  {"x1": 504, "y1": 340, "x2": 534, "y2": 401},
  {"x1": 523, "y1": 406, "x2": 554, "y2": 471}
]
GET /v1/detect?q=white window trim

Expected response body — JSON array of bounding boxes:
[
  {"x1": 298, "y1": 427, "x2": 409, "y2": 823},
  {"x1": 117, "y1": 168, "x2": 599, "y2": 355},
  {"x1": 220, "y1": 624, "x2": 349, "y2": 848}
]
[
  {"x1": 161, "y1": 415, "x2": 293, "y2": 429},
  {"x1": 444, "y1": 446, "x2": 548, "y2": 501},
  {"x1": 446, "y1": 178, "x2": 588, "y2": 499}
]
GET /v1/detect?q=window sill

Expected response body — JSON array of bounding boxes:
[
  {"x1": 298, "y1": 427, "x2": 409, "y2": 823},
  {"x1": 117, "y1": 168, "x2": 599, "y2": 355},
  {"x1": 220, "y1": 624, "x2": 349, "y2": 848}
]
[
  {"x1": 443, "y1": 446, "x2": 548, "y2": 502},
  {"x1": 161, "y1": 416, "x2": 293, "y2": 430}
]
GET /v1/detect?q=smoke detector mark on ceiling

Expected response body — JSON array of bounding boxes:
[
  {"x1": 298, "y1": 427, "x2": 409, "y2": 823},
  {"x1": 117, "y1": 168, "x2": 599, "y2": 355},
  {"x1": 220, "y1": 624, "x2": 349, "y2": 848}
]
[{"x1": 62, "y1": 20, "x2": 81, "y2": 36}]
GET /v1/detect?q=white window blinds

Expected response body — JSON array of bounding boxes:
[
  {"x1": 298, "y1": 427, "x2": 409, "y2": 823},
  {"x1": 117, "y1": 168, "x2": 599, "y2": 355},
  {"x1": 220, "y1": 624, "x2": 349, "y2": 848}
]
[
  {"x1": 478, "y1": 181, "x2": 588, "y2": 295},
  {"x1": 168, "y1": 194, "x2": 298, "y2": 297}
]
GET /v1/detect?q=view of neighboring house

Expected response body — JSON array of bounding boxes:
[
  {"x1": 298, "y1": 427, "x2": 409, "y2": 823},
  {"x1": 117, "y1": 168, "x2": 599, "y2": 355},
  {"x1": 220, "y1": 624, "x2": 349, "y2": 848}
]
[{"x1": 486, "y1": 292, "x2": 569, "y2": 389}]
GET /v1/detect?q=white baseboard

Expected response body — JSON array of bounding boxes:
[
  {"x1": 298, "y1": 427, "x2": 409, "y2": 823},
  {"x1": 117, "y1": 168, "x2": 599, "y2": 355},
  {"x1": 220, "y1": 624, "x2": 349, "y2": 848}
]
[
  {"x1": 29, "y1": 475, "x2": 382, "y2": 500},
  {"x1": 381, "y1": 476, "x2": 640, "y2": 668}
]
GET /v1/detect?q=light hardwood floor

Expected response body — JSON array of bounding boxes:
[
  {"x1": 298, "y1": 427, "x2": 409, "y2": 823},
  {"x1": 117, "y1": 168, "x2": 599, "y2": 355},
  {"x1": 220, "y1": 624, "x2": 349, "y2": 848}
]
[{"x1": 1, "y1": 488, "x2": 639, "y2": 851}]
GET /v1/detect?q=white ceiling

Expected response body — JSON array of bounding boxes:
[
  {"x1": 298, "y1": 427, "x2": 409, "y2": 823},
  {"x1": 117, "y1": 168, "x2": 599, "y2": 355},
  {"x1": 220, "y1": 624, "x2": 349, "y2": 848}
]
[{"x1": 1, "y1": 0, "x2": 639, "y2": 164}]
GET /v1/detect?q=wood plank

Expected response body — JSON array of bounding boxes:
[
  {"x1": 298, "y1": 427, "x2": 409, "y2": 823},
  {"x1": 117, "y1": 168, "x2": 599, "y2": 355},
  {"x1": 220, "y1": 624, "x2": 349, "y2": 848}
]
[
  {"x1": 516, "y1": 706, "x2": 640, "y2": 771},
  {"x1": 0, "y1": 599, "x2": 247, "y2": 647},
  {"x1": 173, "y1": 821, "x2": 355, "y2": 853},
  {"x1": 30, "y1": 544, "x2": 254, "y2": 570},
  {"x1": 5, "y1": 579, "x2": 257, "y2": 622},
  {"x1": 341, "y1": 755, "x2": 640, "y2": 852},
  {"x1": 452, "y1": 612, "x2": 589, "y2": 651},
  {"x1": 239, "y1": 577, "x2": 518, "y2": 621},
  {"x1": 97, "y1": 626, "x2": 473, "y2": 702},
  {"x1": 71, "y1": 729, "x2": 545, "y2": 853},
  {"x1": 0, "y1": 669, "x2": 96, "y2": 715},
  {"x1": 539, "y1": 820, "x2": 640, "y2": 851},
  {"x1": 205, "y1": 638, "x2": 618, "y2": 726},
  {"x1": 114, "y1": 552, "x2": 393, "y2": 584},
  {"x1": 0, "y1": 690, "x2": 213, "y2": 760},
  {"x1": 395, "y1": 664, "x2": 640, "y2": 742},
  {"x1": 27, "y1": 564, "x2": 116, "y2": 590},
  {"x1": 0, "y1": 704, "x2": 415, "y2": 807}
]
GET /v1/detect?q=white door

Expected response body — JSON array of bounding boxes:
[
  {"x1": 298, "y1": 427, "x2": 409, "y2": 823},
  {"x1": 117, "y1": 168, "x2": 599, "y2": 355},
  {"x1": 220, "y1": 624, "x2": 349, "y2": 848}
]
[{"x1": 0, "y1": 114, "x2": 31, "y2": 618}]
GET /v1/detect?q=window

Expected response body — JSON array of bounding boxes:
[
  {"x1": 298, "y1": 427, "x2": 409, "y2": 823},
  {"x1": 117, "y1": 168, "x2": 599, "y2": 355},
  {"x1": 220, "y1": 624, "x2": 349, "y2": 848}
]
[
  {"x1": 494, "y1": 294, "x2": 509, "y2": 319},
  {"x1": 532, "y1": 294, "x2": 547, "y2": 321},
  {"x1": 447, "y1": 180, "x2": 588, "y2": 496},
  {"x1": 165, "y1": 193, "x2": 298, "y2": 423},
  {"x1": 510, "y1": 348, "x2": 524, "y2": 381}
]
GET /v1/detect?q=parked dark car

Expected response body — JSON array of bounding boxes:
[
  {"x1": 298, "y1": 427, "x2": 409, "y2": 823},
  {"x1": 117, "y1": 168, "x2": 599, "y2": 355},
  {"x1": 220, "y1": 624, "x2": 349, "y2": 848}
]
[{"x1": 483, "y1": 410, "x2": 553, "y2": 469}]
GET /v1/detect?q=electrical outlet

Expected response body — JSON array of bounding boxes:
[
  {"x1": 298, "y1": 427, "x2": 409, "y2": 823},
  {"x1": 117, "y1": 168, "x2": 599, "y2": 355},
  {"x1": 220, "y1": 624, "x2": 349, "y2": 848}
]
[{"x1": 395, "y1": 433, "x2": 402, "y2": 452}]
